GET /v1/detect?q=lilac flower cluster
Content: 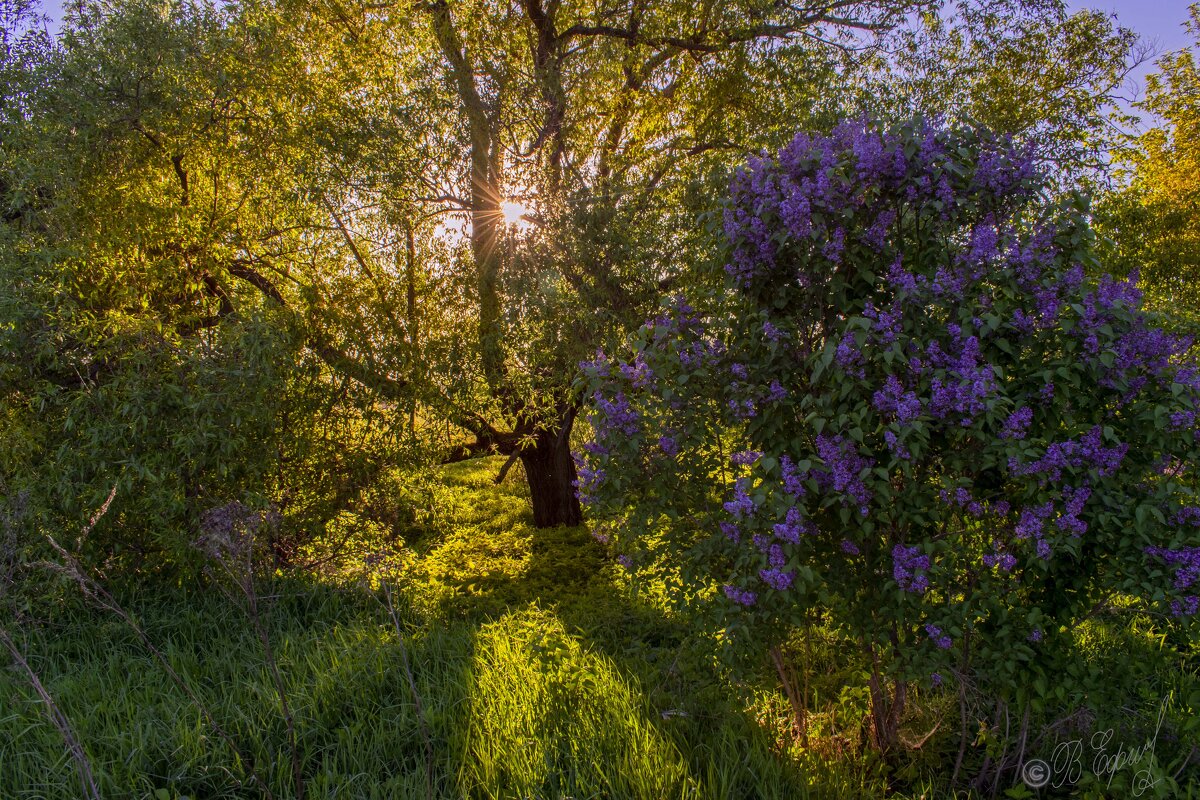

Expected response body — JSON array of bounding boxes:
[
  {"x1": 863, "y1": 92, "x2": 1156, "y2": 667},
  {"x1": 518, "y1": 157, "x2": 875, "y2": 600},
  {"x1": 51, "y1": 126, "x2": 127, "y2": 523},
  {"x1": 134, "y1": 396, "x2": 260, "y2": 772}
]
[
  {"x1": 724, "y1": 584, "x2": 757, "y2": 606},
  {"x1": 925, "y1": 329, "x2": 997, "y2": 425},
  {"x1": 590, "y1": 391, "x2": 640, "y2": 442},
  {"x1": 619, "y1": 353, "x2": 653, "y2": 388},
  {"x1": 723, "y1": 478, "x2": 757, "y2": 519},
  {"x1": 1001, "y1": 407, "x2": 1033, "y2": 440},
  {"x1": 759, "y1": 567, "x2": 795, "y2": 591},
  {"x1": 579, "y1": 348, "x2": 611, "y2": 378},
  {"x1": 1055, "y1": 485, "x2": 1091, "y2": 536},
  {"x1": 982, "y1": 536, "x2": 1017, "y2": 571},
  {"x1": 1008, "y1": 426, "x2": 1128, "y2": 484},
  {"x1": 835, "y1": 332, "x2": 865, "y2": 378},
  {"x1": 773, "y1": 506, "x2": 813, "y2": 543},
  {"x1": 647, "y1": 295, "x2": 704, "y2": 339},
  {"x1": 924, "y1": 623, "x2": 953, "y2": 649},
  {"x1": 1145, "y1": 546, "x2": 1200, "y2": 594},
  {"x1": 814, "y1": 435, "x2": 874, "y2": 516},
  {"x1": 939, "y1": 486, "x2": 984, "y2": 517},
  {"x1": 779, "y1": 455, "x2": 808, "y2": 498},
  {"x1": 572, "y1": 459, "x2": 606, "y2": 507},
  {"x1": 893, "y1": 544, "x2": 931, "y2": 593},
  {"x1": 883, "y1": 430, "x2": 911, "y2": 460},
  {"x1": 873, "y1": 375, "x2": 921, "y2": 424},
  {"x1": 864, "y1": 300, "x2": 903, "y2": 345},
  {"x1": 731, "y1": 450, "x2": 762, "y2": 467}
]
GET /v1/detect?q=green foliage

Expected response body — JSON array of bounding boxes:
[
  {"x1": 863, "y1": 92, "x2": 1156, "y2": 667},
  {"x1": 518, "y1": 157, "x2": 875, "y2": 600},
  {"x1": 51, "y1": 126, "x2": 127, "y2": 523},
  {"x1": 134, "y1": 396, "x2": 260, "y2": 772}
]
[
  {"x1": 1096, "y1": 5, "x2": 1200, "y2": 323},
  {"x1": 865, "y1": 0, "x2": 1140, "y2": 186}
]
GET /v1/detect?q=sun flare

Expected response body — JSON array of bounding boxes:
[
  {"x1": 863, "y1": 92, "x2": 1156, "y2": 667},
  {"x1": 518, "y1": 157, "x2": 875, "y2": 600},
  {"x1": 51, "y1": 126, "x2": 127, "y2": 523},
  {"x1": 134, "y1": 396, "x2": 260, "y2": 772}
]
[{"x1": 500, "y1": 199, "x2": 532, "y2": 230}]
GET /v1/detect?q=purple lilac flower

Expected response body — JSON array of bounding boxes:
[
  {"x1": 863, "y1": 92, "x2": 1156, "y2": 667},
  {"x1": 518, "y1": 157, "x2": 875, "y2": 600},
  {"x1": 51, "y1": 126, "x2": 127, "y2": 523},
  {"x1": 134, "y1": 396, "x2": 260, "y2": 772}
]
[
  {"x1": 765, "y1": 380, "x2": 788, "y2": 403},
  {"x1": 730, "y1": 363, "x2": 749, "y2": 381},
  {"x1": 893, "y1": 544, "x2": 931, "y2": 593},
  {"x1": 579, "y1": 349, "x2": 611, "y2": 377},
  {"x1": 572, "y1": 462, "x2": 606, "y2": 506},
  {"x1": 873, "y1": 375, "x2": 921, "y2": 423},
  {"x1": 1028, "y1": 627, "x2": 1043, "y2": 643},
  {"x1": 1145, "y1": 546, "x2": 1200, "y2": 591},
  {"x1": 619, "y1": 353, "x2": 653, "y2": 387},
  {"x1": 728, "y1": 398, "x2": 757, "y2": 420},
  {"x1": 835, "y1": 333, "x2": 865, "y2": 378},
  {"x1": 731, "y1": 450, "x2": 762, "y2": 467},
  {"x1": 773, "y1": 506, "x2": 812, "y2": 543},
  {"x1": 1170, "y1": 411, "x2": 1196, "y2": 430},
  {"x1": 983, "y1": 544, "x2": 1017, "y2": 572},
  {"x1": 924, "y1": 624, "x2": 953, "y2": 649},
  {"x1": 1171, "y1": 596, "x2": 1199, "y2": 616},
  {"x1": 864, "y1": 301, "x2": 903, "y2": 344},
  {"x1": 814, "y1": 434, "x2": 874, "y2": 515},
  {"x1": 1015, "y1": 502, "x2": 1054, "y2": 539},
  {"x1": 1001, "y1": 406, "x2": 1033, "y2": 440},
  {"x1": 1173, "y1": 507, "x2": 1200, "y2": 526},
  {"x1": 759, "y1": 568, "x2": 796, "y2": 591},
  {"x1": 720, "y1": 522, "x2": 741, "y2": 542},
  {"x1": 658, "y1": 435, "x2": 679, "y2": 457},
  {"x1": 723, "y1": 479, "x2": 757, "y2": 519},
  {"x1": 763, "y1": 321, "x2": 784, "y2": 342},
  {"x1": 591, "y1": 391, "x2": 640, "y2": 440},
  {"x1": 931, "y1": 673, "x2": 944, "y2": 687},
  {"x1": 886, "y1": 256, "x2": 921, "y2": 296},
  {"x1": 780, "y1": 455, "x2": 808, "y2": 498},
  {"x1": 617, "y1": 555, "x2": 633, "y2": 570},
  {"x1": 883, "y1": 430, "x2": 911, "y2": 460},
  {"x1": 1056, "y1": 485, "x2": 1091, "y2": 536},
  {"x1": 723, "y1": 584, "x2": 757, "y2": 606},
  {"x1": 840, "y1": 539, "x2": 860, "y2": 555},
  {"x1": 1009, "y1": 426, "x2": 1128, "y2": 484}
]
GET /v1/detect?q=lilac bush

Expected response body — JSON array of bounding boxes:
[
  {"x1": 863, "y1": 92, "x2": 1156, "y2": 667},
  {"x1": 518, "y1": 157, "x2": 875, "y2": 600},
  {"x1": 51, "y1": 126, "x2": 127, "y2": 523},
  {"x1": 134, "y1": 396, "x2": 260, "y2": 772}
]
[{"x1": 575, "y1": 119, "x2": 1200, "y2": 729}]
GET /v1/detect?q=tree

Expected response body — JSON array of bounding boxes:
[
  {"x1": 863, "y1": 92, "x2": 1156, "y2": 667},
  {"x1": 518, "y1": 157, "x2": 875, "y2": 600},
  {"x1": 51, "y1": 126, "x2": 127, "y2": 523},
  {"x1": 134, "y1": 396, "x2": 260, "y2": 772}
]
[
  {"x1": 1095, "y1": 4, "x2": 1200, "y2": 321},
  {"x1": 0, "y1": 0, "x2": 441, "y2": 566},
  {"x1": 413, "y1": 0, "x2": 932, "y2": 526},
  {"x1": 578, "y1": 119, "x2": 1200, "y2": 756},
  {"x1": 860, "y1": 0, "x2": 1143, "y2": 187}
]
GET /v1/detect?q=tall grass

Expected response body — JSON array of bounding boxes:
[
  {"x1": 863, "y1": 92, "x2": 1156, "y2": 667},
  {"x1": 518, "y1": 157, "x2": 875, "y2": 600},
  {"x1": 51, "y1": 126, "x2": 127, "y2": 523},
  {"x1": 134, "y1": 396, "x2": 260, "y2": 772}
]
[{"x1": 1, "y1": 458, "x2": 1196, "y2": 798}]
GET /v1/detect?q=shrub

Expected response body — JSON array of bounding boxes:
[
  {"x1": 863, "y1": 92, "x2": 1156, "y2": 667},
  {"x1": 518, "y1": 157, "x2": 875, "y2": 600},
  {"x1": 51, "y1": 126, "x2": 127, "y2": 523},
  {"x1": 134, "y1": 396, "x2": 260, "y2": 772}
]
[{"x1": 577, "y1": 118, "x2": 1200, "y2": 750}]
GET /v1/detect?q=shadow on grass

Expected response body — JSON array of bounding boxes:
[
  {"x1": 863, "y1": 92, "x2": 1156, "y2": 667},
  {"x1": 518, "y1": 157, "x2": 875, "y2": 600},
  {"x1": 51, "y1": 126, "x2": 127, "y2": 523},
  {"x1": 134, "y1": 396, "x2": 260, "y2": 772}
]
[{"x1": 0, "y1": 457, "x2": 884, "y2": 799}]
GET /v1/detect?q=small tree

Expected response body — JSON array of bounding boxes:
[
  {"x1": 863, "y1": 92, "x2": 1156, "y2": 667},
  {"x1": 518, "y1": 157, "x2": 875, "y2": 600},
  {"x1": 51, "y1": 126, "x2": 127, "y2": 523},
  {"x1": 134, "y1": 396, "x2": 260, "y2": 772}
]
[{"x1": 577, "y1": 118, "x2": 1200, "y2": 752}]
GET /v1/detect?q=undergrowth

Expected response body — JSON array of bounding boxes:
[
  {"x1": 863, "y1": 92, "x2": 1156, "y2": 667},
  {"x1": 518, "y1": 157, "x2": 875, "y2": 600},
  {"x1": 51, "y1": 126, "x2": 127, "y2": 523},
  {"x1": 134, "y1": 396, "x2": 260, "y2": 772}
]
[{"x1": 0, "y1": 457, "x2": 1196, "y2": 798}]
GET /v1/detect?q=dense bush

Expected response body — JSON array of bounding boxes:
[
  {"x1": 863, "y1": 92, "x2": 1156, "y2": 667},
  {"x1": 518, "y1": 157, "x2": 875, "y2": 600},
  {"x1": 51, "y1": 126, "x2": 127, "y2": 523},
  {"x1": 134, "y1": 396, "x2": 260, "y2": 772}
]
[
  {"x1": 577, "y1": 118, "x2": 1200, "y2": 748},
  {"x1": 0, "y1": 228, "x2": 416, "y2": 574}
]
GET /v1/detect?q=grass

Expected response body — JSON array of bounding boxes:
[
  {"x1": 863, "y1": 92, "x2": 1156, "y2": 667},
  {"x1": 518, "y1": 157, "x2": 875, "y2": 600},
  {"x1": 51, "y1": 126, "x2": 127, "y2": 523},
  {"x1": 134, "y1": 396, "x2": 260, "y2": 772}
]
[{"x1": 1, "y1": 457, "x2": 1197, "y2": 798}]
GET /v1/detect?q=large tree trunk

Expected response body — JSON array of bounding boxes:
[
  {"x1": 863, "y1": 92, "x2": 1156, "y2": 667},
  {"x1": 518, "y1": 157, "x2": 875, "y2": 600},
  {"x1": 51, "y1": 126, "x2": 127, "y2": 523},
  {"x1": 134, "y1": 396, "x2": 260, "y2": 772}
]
[{"x1": 518, "y1": 417, "x2": 582, "y2": 528}]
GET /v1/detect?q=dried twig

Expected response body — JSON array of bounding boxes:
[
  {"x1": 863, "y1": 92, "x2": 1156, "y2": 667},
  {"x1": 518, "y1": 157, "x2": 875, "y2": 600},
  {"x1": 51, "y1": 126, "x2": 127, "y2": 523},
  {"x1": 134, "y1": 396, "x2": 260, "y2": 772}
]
[{"x1": 0, "y1": 626, "x2": 101, "y2": 800}]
